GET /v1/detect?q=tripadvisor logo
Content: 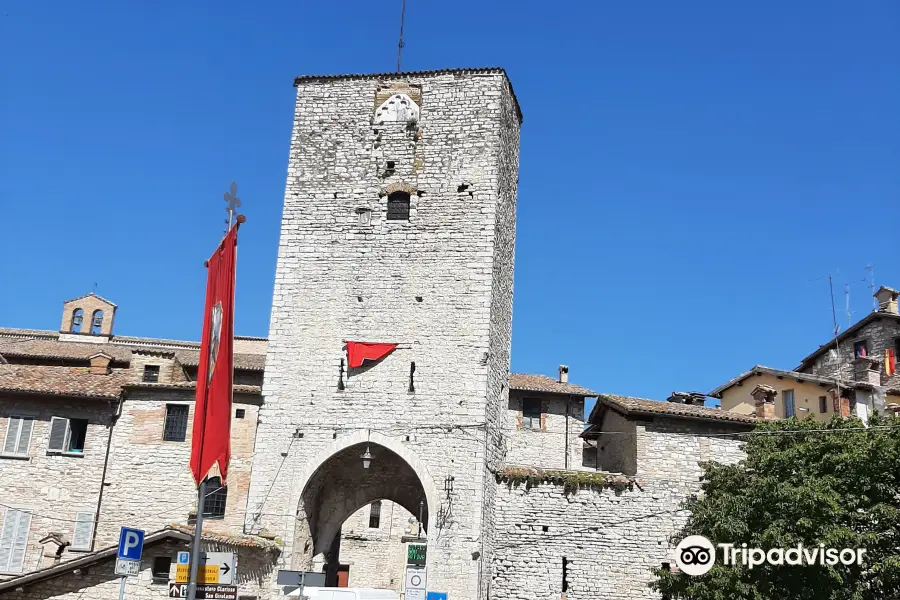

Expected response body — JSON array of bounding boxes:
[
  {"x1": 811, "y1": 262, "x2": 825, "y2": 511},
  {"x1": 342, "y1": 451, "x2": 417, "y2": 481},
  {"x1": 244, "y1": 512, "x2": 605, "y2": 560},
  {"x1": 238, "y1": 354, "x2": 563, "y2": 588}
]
[{"x1": 674, "y1": 535, "x2": 867, "y2": 576}]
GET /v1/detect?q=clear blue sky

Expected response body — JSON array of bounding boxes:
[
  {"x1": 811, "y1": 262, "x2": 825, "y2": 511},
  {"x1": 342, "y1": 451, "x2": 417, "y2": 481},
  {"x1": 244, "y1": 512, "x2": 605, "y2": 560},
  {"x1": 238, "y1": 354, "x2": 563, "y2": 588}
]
[{"x1": 1, "y1": 1, "x2": 898, "y2": 404}]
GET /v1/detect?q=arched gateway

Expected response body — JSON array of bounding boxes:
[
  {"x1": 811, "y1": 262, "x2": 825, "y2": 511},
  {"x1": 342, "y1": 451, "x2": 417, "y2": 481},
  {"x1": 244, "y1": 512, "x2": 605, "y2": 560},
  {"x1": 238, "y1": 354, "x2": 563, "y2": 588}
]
[{"x1": 291, "y1": 432, "x2": 439, "y2": 583}]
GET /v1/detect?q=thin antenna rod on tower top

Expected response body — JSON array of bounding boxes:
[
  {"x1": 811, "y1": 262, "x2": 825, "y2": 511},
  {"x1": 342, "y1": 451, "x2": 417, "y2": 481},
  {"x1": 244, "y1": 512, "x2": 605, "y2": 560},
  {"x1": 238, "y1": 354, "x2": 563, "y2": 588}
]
[
  {"x1": 397, "y1": 0, "x2": 407, "y2": 72},
  {"x1": 866, "y1": 264, "x2": 876, "y2": 311}
]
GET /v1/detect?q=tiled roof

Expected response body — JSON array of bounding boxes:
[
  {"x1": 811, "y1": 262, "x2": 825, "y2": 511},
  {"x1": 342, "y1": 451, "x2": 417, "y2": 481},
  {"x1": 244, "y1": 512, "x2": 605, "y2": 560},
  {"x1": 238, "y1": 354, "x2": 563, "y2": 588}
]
[
  {"x1": 595, "y1": 394, "x2": 757, "y2": 425},
  {"x1": 508, "y1": 373, "x2": 596, "y2": 396},
  {"x1": 0, "y1": 365, "x2": 126, "y2": 400},
  {"x1": 0, "y1": 327, "x2": 59, "y2": 340},
  {"x1": 795, "y1": 312, "x2": 900, "y2": 371},
  {"x1": 0, "y1": 338, "x2": 132, "y2": 363},
  {"x1": 167, "y1": 524, "x2": 279, "y2": 550},
  {"x1": 124, "y1": 381, "x2": 262, "y2": 395},
  {"x1": 174, "y1": 350, "x2": 265, "y2": 371},
  {"x1": 293, "y1": 67, "x2": 523, "y2": 124}
]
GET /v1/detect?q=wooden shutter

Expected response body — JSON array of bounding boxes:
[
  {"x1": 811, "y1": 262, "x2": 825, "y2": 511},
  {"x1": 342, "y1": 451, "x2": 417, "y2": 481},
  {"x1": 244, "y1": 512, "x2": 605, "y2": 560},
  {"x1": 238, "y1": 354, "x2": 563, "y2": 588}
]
[
  {"x1": 0, "y1": 509, "x2": 32, "y2": 573},
  {"x1": 71, "y1": 512, "x2": 94, "y2": 551},
  {"x1": 15, "y1": 419, "x2": 33, "y2": 456},
  {"x1": 48, "y1": 417, "x2": 70, "y2": 453},
  {"x1": 3, "y1": 418, "x2": 21, "y2": 455}
]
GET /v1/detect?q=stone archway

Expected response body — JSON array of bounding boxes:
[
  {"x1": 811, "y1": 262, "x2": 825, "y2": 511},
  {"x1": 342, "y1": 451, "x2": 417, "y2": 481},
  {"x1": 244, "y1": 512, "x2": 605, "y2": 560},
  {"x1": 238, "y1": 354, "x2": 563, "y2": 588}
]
[{"x1": 291, "y1": 432, "x2": 439, "y2": 584}]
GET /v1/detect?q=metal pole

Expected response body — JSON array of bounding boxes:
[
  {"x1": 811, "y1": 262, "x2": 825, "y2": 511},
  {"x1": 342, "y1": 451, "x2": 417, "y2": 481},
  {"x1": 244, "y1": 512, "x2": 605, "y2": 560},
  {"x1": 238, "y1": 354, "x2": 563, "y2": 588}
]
[
  {"x1": 187, "y1": 479, "x2": 207, "y2": 600},
  {"x1": 118, "y1": 576, "x2": 126, "y2": 600}
]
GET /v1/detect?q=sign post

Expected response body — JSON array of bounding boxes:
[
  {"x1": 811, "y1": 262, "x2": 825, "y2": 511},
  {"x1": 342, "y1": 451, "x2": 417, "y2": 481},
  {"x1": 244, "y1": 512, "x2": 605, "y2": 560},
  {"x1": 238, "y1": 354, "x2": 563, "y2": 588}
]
[{"x1": 115, "y1": 528, "x2": 145, "y2": 600}]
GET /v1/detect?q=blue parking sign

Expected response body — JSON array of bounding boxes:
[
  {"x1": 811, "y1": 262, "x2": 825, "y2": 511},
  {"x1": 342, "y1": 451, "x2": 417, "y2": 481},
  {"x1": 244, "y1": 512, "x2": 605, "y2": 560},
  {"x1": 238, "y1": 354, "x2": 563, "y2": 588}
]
[
  {"x1": 117, "y1": 527, "x2": 145, "y2": 561},
  {"x1": 426, "y1": 593, "x2": 447, "y2": 600}
]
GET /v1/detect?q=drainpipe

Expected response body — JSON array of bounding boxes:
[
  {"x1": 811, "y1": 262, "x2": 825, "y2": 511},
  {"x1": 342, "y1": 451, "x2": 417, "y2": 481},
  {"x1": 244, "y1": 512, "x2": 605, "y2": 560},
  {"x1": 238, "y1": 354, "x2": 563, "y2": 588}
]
[
  {"x1": 564, "y1": 396, "x2": 571, "y2": 470},
  {"x1": 92, "y1": 390, "x2": 125, "y2": 550}
]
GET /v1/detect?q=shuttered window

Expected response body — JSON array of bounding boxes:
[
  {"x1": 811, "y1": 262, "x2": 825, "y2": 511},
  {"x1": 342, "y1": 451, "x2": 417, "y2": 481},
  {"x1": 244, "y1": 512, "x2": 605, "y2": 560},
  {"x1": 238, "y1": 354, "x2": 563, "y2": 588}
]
[
  {"x1": 0, "y1": 508, "x2": 32, "y2": 573},
  {"x1": 2, "y1": 417, "x2": 34, "y2": 457},
  {"x1": 70, "y1": 512, "x2": 94, "y2": 551},
  {"x1": 48, "y1": 417, "x2": 70, "y2": 453}
]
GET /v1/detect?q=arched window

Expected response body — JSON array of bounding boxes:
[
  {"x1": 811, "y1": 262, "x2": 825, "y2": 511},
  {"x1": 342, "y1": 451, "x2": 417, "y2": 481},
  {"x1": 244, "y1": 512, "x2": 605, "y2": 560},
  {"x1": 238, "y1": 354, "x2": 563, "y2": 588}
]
[
  {"x1": 368, "y1": 500, "x2": 382, "y2": 529},
  {"x1": 90, "y1": 310, "x2": 104, "y2": 335},
  {"x1": 203, "y1": 477, "x2": 228, "y2": 519},
  {"x1": 387, "y1": 191, "x2": 410, "y2": 221},
  {"x1": 71, "y1": 309, "x2": 84, "y2": 333}
]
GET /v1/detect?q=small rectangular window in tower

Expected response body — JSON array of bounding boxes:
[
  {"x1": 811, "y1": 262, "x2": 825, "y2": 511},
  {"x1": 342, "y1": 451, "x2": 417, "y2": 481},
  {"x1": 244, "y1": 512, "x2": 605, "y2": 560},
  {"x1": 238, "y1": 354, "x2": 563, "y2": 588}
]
[
  {"x1": 522, "y1": 398, "x2": 542, "y2": 430},
  {"x1": 368, "y1": 500, "x2": 382, "y2": 529},
  {"x1": 235, "y1": 408, "x2": 246, "y2": 419},
  {"x1": 163, "y1": 405, "x2": 189, "y2": 442},
  {"x1": 387, "y1": 192, "x2": 410, "y2": 221},
  {"x1": 143, "y1": 365, "x2": 160, "y2": 383}
]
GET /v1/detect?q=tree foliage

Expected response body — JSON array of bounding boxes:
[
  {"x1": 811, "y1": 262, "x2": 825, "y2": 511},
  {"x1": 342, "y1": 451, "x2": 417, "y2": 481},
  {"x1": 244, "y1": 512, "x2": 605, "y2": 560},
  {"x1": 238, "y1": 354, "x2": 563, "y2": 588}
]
[{"x1": 652, "y1": 415, "x2": 900, "y2": 599}]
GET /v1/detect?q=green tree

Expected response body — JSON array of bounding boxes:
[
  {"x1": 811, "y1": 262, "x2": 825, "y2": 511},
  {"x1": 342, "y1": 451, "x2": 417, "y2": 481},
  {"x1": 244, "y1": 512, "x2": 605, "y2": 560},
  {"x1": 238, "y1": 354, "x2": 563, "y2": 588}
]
[{"x1": 652, "y1": 415, "x2": 900, "y2": 599}]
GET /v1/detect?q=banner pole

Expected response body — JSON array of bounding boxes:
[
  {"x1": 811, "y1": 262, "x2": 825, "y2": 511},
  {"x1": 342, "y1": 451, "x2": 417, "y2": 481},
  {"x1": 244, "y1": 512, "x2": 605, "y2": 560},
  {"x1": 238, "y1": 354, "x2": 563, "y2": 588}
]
[{"x1": 187, "y1": 479, "x2": 207, "y2": 600}]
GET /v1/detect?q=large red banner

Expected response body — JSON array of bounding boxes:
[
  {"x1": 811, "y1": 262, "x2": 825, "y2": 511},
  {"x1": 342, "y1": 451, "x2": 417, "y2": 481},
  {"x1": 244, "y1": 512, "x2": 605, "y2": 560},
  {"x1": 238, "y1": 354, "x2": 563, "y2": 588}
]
[{"x1": 190, "y1": 226, "x2": 238, "y2": 486}]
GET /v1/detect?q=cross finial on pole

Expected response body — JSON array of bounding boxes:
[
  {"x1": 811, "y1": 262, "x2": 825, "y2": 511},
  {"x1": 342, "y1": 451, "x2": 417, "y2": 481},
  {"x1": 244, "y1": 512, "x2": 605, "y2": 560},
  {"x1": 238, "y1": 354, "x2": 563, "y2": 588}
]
[{"x1": 223, "y1": 181, "x2": 241, "y2": 235}]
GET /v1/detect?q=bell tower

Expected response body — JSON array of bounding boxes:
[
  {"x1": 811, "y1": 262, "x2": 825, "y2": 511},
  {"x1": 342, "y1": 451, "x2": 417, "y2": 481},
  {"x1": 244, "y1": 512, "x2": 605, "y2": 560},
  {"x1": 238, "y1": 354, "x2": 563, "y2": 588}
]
[{"x1": 246, "y1": 68, "x2": 521, "y2": 599}]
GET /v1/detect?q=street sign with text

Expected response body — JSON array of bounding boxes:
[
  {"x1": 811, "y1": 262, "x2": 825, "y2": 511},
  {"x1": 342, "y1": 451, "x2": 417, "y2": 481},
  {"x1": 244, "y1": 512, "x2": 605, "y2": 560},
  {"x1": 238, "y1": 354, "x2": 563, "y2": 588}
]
[
  {"x1": 115, "y1": 558, "x2": 141, "y2": 577},
  {"x1": 169, "y1": 584, "x2": 236, "y2": 600},
  {"x1": 175, "y1": 552, "x2": 236, "y2": 584},
  {"x1": 405, "y1": 565, "x2": 426, "y2": 600}
]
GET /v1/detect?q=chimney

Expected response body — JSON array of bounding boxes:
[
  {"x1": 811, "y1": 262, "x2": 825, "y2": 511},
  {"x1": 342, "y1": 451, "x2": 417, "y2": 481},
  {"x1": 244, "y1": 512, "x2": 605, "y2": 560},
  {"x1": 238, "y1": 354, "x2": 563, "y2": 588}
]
[
  {"x1": 89, "y1": 353, "x2": 112, "y2": 375},
  {"x1": 874, "y1": 286, "x2": 899, "y2": 315},
  {"x1": 667, "y1": 392, "x2": 707, "y2": 406},
  {"x1": 558, "y1": 365, "x2": 569, "y2": 384},
  {"x1": 750, "y1": 384, "x2": 777, "y2": 419},
  {"x1": 853, "y1": 356, "x2": 882, "y2": 385}
]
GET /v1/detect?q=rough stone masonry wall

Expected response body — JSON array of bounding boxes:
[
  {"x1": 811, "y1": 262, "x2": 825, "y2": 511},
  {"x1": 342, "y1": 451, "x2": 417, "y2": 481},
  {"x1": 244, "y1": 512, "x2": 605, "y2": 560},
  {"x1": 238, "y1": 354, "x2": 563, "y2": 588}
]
[
  {"x1": 491, "y1": 423, "x2": 745, "y2": 600},
  {"x1": 97, "y1": 389, "x2": 260, "y2": 548},
  {"x1": 0, "y1": 395, "x2": 115, "y2": 578},
  {"x1": 246, "y1": 70, "x2": 520, "y2": 600},
  {"x1": 803, "y1": 317, "x2": 900, "y2": 388},
  {"x1": 505, "y1": 392, "x2": 585, "y2": 471},
  {"x1": 338, "y1": 501, "x2": 417, "y2": 591}
]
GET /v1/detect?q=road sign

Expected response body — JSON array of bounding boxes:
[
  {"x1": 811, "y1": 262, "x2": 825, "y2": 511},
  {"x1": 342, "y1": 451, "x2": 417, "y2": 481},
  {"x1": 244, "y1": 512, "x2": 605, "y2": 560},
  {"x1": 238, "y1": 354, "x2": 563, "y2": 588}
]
[
  {"x1": 175, "y1": 552, "x2": 236, "y2": 584},
  {"x1": 276, "y1": 570, "x2": 326, "y2": 587},
  {"x1": 115, "y1": 559, "x2": 141, "y2": 577},
  {"x1": 426, "y1": 594, "x2": 448, "y2": 600},
  {"x1": 169, "y1": 584, "x2": 236, "y2": 600},
  {"x1": 117, "y1": 527, "x2": 145, "y2": 561},
  {"x1": 405, "y1": 565, "x2": 426, "y2": 600},
  {"x1": 177, "y1": 552, "x2": 190, "y2": 565},
  {"x1": 407, "y1": 543, "x2": 427, "y2": 566}
]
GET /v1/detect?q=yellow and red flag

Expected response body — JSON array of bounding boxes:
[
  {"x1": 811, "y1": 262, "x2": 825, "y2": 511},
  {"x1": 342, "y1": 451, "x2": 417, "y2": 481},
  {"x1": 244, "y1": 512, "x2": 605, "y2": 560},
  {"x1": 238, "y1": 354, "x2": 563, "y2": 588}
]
[{"x1": 190, "y1": 225, "x2": 238, "y2": 485}]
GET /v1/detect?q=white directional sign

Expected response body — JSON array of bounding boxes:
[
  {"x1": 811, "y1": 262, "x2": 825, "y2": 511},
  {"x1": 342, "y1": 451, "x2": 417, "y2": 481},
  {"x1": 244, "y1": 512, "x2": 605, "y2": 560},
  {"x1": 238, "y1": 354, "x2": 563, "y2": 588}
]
[
  {"x1": 405, "y1": 565, "x2": 426, "y2": 600},
  {"x1": 115, "y1": 558, "x2": 141, "y2": 577}
]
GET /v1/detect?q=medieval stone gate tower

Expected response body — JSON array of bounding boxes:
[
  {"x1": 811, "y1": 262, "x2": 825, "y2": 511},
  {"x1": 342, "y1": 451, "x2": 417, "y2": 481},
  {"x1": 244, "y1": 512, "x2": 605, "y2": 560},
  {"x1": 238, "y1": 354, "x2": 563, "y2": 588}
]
[{"x1": 245, "y1": 68, "x2": 521, "y2": 599}]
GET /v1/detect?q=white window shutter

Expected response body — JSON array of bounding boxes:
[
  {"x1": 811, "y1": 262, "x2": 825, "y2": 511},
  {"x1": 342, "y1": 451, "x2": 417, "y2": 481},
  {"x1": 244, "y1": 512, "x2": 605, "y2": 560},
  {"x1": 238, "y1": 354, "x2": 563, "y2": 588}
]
[
  {"x1": 15, "y1": 418, "x2": 33, "y2": 456},
  {"x1": 71, "y1": 512, "x2": 94, "y2": 551},
  {"x1": 48, "y1": 417, "x2": 70, "y2": 453},
  {"x1": 3, "y1": 418, "x2": 21, "y2": 455},
  {"x1": 0, "y1": 509, "x2": 15, "y2": 572},
  {"x1": 8, "y1": 511, "x2": 31, "y2": 573},
  {"x1": 0, "y1": 509, "x2": 31, "y2": 573}
]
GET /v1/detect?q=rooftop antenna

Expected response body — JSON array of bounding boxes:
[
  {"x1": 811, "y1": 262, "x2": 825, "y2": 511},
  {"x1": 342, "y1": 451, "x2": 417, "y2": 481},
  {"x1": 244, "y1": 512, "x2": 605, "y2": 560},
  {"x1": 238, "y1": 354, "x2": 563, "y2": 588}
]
[
  {"x1": 93, "y1": 282, "x2": 98, "y2": 294},
  {"x1": 828, "y1": 275, "x2": 845, "y2": 407},
  {"x1": 865, "y1": 264, "x2": 876, "y2": 311},
  {"x1": 397, "y1": 0, "x2": 407, "y2": 72},
  {"x1": 223, "y1": 181, "x2": 241, "y2": 235},
  {"x1": 844, "y1": 283, "x2": 852, "y2": 328}
]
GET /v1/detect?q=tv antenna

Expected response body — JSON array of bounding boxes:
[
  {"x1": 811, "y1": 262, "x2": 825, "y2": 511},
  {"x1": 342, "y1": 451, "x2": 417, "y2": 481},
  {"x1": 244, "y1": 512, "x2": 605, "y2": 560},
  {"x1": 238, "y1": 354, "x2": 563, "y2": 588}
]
[
  {"x1": 865, "y1": 264, "x2": 876, "y2": 311},
  {"x1": 397, "y1": 0, "x2": 407, "y2": 72}
]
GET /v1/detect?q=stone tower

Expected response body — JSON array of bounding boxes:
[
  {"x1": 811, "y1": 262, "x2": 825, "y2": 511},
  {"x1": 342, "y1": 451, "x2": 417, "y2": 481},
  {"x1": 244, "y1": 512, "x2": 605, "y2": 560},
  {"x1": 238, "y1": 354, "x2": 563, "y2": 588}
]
[{"x1": 246, "y1": 68, "x2": 521, "y2": 599}]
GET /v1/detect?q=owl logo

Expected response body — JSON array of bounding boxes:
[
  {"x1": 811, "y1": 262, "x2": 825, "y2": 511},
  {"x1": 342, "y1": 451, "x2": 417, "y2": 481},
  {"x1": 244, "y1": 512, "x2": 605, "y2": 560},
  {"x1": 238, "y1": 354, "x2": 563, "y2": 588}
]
[{"x1": 207, "y1": 302, "x2": 223, "y2": 384}]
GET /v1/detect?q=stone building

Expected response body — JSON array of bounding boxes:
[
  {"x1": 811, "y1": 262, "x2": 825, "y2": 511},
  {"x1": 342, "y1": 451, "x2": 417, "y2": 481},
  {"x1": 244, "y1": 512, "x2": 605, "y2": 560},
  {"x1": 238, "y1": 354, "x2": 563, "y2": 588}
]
[
  {"x1": 0, "y1": 294, "x2": 268, "y2": 580},
  {"x1": 1, "y1": 67, "x2": 762, "y2": 600},
  {"x1": 712, "y1": 286, "x2": 900, "y2": 421}
]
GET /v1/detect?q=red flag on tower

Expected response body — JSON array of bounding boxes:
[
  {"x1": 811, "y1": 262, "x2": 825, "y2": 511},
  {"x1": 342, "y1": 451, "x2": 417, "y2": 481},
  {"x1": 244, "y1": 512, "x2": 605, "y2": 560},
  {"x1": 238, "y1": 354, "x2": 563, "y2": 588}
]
[{"x1": 190, "y1": 225, "x2": 238, "y2": 485}]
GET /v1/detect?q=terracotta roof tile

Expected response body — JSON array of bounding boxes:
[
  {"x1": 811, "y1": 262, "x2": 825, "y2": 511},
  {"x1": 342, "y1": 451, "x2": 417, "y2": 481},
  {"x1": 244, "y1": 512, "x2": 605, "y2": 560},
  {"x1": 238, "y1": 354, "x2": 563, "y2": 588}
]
[
  {"x1": 125, "y1": 381, "x2": 262, "y2": 395},
  {"x1": 174, "y1": 350, "x2": 265, "y2": 371},
  {"x1": 0, "y1": 365, "x2": 126, "y2": 399},
  {"x1": 597, "y1": 394, "x2": 757, "y2": 425},
  {"x1": 0, "y1": 338, "x2": 132, "y2": 363},
  {"x1": 167, "y1": 524, "x2": 279, "y2": 550},
  {"x1": 508, "y1": 373, "x2": 596, "y2": 396}
]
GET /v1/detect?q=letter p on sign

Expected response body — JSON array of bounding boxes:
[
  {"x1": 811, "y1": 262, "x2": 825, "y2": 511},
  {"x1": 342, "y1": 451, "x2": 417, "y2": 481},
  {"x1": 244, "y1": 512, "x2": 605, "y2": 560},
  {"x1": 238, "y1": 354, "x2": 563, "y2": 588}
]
[{"x1": 117, "y1": 527, "x2": 145, "y2": 561}]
